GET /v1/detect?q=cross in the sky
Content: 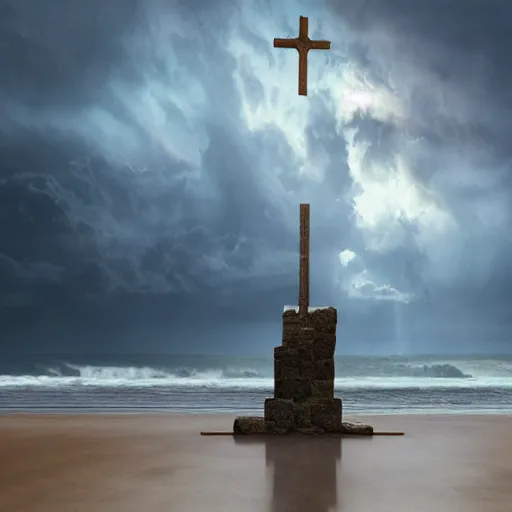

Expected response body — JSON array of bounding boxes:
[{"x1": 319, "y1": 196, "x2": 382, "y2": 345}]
[{"x1": 274, "y1": 16, "x2": 331, "y2": 96}]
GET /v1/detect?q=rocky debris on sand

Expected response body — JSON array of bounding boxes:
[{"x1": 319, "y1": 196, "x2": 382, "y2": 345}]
[
  {"x1": 341, "y1": 421, "x2": 374, "y2": 435},
  {"x1": 233, "y1": 416, "x2": 266, "y2": 434}
]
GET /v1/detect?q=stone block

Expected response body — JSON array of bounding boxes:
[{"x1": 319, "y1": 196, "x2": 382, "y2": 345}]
[
  {"x1": 282, "y1": 310, "x2": 304, "y2": 321},
  {"x1": 282, "y1": 321, "x2": 302, "y2": 331},
  {"x1": 308, "y1": 398, "x2": 342, "y2": 433},
  {"x1": 295, "y1": 426, "x2": 326, "y2": 435},
  {"x1": 265, "y1": 422, "x2": 288, "y2": 435},
  {"x1": 314, "y1": 359, "x2": 335, "y2": 381},
  {"x1": 294, "y1": 340, "x2": 315, "y2": 361},
  {"x1": 282, "y1": 326, "x2": 301, "y2": 342},
  {"x1": 310, "y1": 379, "x2": 334, "y2": 399},
  {"x1": 298, "y1": 328, "x2": 315, "y2": 342},
  {"x1": 282, "y1": 312, "x2": 310, "y2": 341},
  {"x1": 274, "y1": 343, "x2": 315, "y2": 379},
  {"x1": 264, "y1": 398, "x2": 295, "y2": 431},
  {"x1": 233, "y1": 416, "x2": 266, "y2": 434},
  {"x1": 275, "y1": 377, "x2": 312, "y2": 401},
  {"x1": 296, "y1": 342, "x2": 315, "y2": 377},
  {"x1": 341, "y1": 421, "x2": 373, "y2": 435},
  {"x1": 309, "y1": 308, "x2": 337, "y2": 334},
  {"x1": 282, "y1": 328, "x2": 315, "y2": 345},
  {"x1": 311, "y1": 332, "x2": 336, "y2": 360},
  {"x1": 298, "y1": 355, "x2": 314, "y2": 379},
  {"x1": 282, "y1": 314, "x2": 304, "y2": 331},
  {"x1": 292, "y1": 402, "x2": 312, "y2": 428},
  {"x1": 274, "y1": 346, "x2": 301, "y2": 380}
]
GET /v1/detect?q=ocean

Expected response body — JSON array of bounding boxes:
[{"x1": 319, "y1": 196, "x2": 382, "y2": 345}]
[{"x1": 1, "y1": 354, "x2": 512, "y2": 414}]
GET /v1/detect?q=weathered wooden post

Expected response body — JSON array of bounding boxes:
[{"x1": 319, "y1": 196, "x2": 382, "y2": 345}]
[{"x1": 298, "y1": 203, "x2": 310, "y2": 317}]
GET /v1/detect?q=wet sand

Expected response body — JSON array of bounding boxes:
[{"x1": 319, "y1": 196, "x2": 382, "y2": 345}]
[{"x1": 1, "y1": 413, "x2": 511, "y2": 512}]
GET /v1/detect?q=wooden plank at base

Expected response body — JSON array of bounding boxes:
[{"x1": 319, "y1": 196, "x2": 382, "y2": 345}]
[
  {"x1": 201, "y1": 432, "x2": 237, "y2": 436},
  {"x1": 200, "y1": 431, "x2": 404, "y2": 436},
  {"x1": 366, "y1": 432, "x2": 405, "y2": 436}
]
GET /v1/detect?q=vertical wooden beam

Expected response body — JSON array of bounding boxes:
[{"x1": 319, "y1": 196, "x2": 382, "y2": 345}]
[{"x1": 299, "y1": 203, "x2": 310, "y2": 317}]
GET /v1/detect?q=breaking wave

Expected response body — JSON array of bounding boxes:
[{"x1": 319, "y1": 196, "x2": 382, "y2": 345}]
[{"x1": 1, "y1": 357, "x2": 512, "y2": 389}]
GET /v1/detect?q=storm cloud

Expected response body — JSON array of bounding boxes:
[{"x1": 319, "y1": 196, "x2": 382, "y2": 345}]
[{"x1": 1, "y1": 0, "x2": 512, "y2": 354}]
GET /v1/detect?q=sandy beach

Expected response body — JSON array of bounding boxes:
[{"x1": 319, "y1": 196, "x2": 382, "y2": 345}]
[{"x1": 0, "y1": 413, "x2": 511, "y2": 512}]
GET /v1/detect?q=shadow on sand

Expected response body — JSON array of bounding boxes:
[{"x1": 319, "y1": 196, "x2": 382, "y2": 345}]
[{"x1": 234, "y1": 435, "x2": 344, "y2": 512}]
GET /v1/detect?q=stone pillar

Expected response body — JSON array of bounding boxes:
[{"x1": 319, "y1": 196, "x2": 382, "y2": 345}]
[{"x1": 264, "y1": 306, "x2": 342, "y2": 434}]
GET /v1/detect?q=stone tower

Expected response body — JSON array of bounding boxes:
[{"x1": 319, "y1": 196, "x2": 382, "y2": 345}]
[
  {"x1": 263, "y1": 305, "x2": 342, "y2": 433},
  {"x1": 233, "y1": 204, "x2": 349, "y2": 434}
]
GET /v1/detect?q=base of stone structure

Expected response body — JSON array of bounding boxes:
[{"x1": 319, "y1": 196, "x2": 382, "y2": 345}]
[{"x1": 233, "y1": 416, "x2": 374, "y2": 435}]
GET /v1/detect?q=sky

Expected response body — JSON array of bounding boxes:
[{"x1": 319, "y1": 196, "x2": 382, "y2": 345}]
[{"x1": 1, "y1": 0, "x2": 512, "y2": 355}]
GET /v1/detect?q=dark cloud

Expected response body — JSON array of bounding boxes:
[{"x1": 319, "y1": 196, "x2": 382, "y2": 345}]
[
  {"x1": 1, "y1": 0, "x2": 140, "y2": 109},
  {"x1": 333, "y1": 0, "x2": 512, "y2": 156},
  {"x1": 1, "y1": 0, "x2": 512, "y2": 355}
]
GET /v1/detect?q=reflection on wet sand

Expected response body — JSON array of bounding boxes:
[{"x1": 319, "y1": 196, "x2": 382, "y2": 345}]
[{"x1": 235, "y1": 435, "x2": 342, "y2": 512}]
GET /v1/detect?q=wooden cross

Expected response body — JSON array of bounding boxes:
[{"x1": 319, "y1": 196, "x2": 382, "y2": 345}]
[
  {"x1": 298, "y1": 203, "x2": 310, "y2": 317},
  {"x1": 274, "y1": 16, "x2": 331, "y2": 96}
]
